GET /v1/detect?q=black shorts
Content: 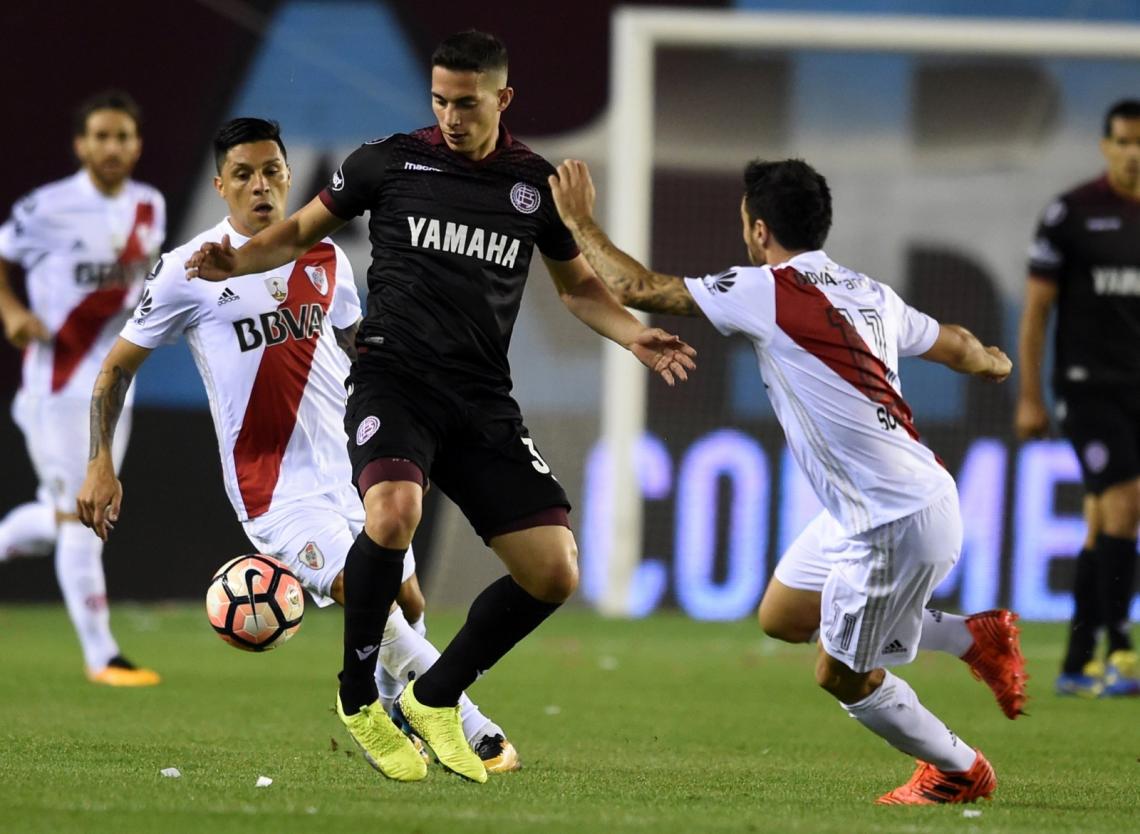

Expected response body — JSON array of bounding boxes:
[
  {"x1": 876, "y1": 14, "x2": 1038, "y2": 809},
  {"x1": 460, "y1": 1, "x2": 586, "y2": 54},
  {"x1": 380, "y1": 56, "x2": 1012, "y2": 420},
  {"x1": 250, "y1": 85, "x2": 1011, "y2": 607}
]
[
  {"x1": 344, "y1": 358, "x2": 571, "y2": 542},
  {"x1": 1058, "y1": 390, "x2": 1140, "y2": 494}
]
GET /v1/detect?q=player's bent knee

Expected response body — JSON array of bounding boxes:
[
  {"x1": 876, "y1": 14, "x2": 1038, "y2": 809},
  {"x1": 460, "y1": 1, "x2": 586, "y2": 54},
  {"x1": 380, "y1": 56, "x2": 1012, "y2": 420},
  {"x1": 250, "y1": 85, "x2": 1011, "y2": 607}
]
[
  {"x1": 532, "y1": 551, "x2": 579, "y2": 603},
  {"x1": 518, "y1": 545, "x2": 578, "y2": 603},
  {"x1": 815, "y1": 652, "x2": 882, "y2": 703},
  {"x1": 1099, "y1": 481, "x2": 1140, "y2": 536},
  {"x1": 362, "y1": 482, "x2": 422, "y2": 547}
]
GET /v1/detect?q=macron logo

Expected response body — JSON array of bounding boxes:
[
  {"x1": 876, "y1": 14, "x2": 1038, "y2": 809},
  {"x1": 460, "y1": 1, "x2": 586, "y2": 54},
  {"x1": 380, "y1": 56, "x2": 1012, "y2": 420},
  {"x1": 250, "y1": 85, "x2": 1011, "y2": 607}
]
[{"x1": 405, "y1": 161, "x2": 442, "y2": 172}]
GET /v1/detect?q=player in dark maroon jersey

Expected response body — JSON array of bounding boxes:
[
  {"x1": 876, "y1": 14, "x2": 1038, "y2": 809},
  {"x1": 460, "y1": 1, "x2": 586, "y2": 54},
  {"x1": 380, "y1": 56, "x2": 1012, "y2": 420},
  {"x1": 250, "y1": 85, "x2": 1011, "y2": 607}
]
[
  {"x1": 1016, "y1": 98, "x2": 1140, "y2": 698},
  {"x1": 185, "y1": 31, "x2": 696, "y2": 783}
]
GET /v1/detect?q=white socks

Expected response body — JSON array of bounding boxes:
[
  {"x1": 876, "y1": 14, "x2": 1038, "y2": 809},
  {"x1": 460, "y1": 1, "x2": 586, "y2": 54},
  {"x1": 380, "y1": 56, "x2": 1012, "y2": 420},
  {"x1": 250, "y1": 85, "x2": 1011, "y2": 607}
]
[
  {"x1": 918, "y1": 609, "x2": 974, "y2": 657},
  {"x1": 408, "y1": 612, "x2": 426, "y2": 637},
  {"x1": 55, "y1": 521, "x2": 119, "y2": 670},
  {"x1": 376, "y1": 607, "x2": 503, "y2": 745},
  {"x1": 0, "y1": 500, "x2": 57, "y2": 561},
  {"x1": 843, "y1": 670, "x2": 976, "y2": 772}
]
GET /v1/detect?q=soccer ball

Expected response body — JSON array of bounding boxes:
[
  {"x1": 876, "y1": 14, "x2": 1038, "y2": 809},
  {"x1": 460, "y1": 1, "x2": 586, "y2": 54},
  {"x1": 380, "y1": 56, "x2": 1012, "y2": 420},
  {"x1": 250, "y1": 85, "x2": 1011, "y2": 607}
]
[{"x1": 206, "y1": 554, "x2": 304, "y2": 651}]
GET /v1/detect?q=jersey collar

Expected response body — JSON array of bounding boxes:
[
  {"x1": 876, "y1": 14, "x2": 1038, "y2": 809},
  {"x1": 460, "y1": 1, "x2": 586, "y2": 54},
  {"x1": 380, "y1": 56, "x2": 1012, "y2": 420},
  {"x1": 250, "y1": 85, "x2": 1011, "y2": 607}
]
[
  {"x1": 773, "y1": 249, "x2": 831, "y2": 272},
  {"x1": 424, "y1": 123, "x2": 514, "y2": 163},
  {"x1": 220, "y1": 217, "x2": 252, "y2": 247}
]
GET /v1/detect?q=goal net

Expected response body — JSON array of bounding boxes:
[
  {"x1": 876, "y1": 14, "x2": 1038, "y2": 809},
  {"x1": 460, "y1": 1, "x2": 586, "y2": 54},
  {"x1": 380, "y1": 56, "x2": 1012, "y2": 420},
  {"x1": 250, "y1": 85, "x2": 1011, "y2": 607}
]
[{"x1": 584, "y1": 9, "x2": 1140, "y2": 621}]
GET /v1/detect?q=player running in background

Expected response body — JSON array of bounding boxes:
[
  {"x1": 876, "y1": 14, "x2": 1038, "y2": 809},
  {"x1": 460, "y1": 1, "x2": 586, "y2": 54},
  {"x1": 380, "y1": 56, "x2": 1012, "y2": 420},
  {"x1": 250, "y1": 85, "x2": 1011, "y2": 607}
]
[
  {"x1": 548, "y1": 157, "x2": 1025, "y2": 805},
  {"x1": 185, "y1": 31, "x2": 696, "y2": 783},
  {"x1": 77, "y1": 117, "x2": 519, "y2": 777},
  {"x1": 0, "y1": 90, "x2": 164, "y2": 687},
  {"x1": 1016, "y1": 99, "x2": 1140, "y2": 698}
]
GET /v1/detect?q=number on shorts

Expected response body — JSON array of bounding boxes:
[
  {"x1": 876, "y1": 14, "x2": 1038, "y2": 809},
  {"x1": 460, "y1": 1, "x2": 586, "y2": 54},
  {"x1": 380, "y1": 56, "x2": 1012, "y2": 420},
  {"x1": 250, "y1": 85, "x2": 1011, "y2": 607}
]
[{"x1": 521, "y1": 437, "x2": 551, "y2": 474}]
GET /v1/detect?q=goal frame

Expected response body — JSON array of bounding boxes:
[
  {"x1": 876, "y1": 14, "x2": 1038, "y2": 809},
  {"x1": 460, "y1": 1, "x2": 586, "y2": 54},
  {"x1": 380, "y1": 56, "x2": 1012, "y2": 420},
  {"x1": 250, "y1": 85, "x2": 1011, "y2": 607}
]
[{"x1": 598, "y1": 7, "x2": 1140, "y2": 616}]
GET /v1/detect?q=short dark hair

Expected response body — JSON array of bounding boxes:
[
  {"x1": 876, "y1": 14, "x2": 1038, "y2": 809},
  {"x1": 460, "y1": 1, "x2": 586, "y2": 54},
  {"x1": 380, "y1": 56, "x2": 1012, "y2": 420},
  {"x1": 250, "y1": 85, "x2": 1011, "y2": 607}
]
[
  {"x1": 431, "y1": 30, "x2": 508, "y2": 74},
  {"x1": 1103, "y1": 98, "x2": 1140, "y2": 137},
  {"x1": 213, "y1": 117, "x2": 288, "y2": 174},
  {"x1": 742, "y1": 159, "x2": 832, "y2": 252},
  {"x1": 73, "y1": 89, "x2": 142, "y2": 136}
]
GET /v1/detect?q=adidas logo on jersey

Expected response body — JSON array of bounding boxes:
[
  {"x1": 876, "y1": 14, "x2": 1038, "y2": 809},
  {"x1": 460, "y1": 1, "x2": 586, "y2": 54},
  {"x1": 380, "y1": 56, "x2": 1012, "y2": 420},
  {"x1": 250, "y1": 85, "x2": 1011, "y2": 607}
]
[
  {"x1": 217, "y1": 287, "x2": 240, "y2": 306},
  {"x1": 882, "y1": 639, "x2": 908, "y2": 655}
]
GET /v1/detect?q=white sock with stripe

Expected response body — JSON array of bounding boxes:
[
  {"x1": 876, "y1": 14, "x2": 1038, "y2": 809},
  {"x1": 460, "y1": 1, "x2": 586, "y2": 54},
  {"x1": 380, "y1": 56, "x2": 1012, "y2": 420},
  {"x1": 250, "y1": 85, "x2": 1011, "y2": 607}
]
[
  {"x1": 0, "y1": 500, "x2": 57, "y2": 561},
  {"x1": 377, "y1": 607, "x2": 503, "y2": 746},
  {"x1": 56, "y1": 522, "x2": 119, "y2": 670},
  {"x1": 842, "y1": 670, "x2": 976, "y2": 772},
  {"x1": 917, "y1": 609, "x2": 974, "y2": 657}
]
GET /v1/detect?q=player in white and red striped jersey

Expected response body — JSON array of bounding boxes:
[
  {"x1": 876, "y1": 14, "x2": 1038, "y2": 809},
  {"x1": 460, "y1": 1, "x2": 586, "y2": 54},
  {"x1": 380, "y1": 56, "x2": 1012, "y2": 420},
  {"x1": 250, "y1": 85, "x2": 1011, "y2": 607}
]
[
  {"x1": 0, "y1": 90, "x2": 164, "y2": 687},
  {"x1": 77, "y1": 118, "x2": 517, "y2": 773},
  {"x1": 549, "y1": 158, "x2": 1026, "y2": 805}
]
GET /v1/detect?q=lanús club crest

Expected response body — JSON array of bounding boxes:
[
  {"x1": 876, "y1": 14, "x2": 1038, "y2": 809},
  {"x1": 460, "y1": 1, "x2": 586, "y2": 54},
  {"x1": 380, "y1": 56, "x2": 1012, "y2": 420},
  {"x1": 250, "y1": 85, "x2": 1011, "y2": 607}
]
[
  {"x1": 264, "y1": 275, "x2": 288, "y2": 303},
  {"x1": 510, "y1": 181, "x2": 541, "y2": 214},
  {"x1": 305, "y1": 264, "x2": 328, "y2": 296}
]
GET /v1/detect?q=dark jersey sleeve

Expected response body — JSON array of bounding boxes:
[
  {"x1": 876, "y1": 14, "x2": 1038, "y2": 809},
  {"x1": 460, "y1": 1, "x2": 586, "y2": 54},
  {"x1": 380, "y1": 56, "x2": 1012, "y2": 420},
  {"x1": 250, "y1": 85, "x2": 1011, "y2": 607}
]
[
  {"x1": 318, "y1": 137, "x2": 397, "y2": 220},
  {"x1": 534, "y1": 168, "x2": 580, "y2": 262},
  {"x1": 1027, "y1": 197, "x2": 1069, "y2": 280}
]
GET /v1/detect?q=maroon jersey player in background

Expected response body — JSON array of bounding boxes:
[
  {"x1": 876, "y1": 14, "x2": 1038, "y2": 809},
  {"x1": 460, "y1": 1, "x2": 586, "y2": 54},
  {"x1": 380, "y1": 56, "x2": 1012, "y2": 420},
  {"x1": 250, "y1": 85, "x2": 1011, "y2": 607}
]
[{"x1": 1016, "y1": 98, "x2": 1140, "y2": 698}]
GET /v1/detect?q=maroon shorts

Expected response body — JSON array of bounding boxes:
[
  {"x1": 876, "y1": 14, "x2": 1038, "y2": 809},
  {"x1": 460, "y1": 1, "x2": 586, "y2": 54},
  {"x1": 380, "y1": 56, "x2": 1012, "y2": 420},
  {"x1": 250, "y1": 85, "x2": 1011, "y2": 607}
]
[{"x1": 345, "y1": 358, "x2": 571, "y2": 542}]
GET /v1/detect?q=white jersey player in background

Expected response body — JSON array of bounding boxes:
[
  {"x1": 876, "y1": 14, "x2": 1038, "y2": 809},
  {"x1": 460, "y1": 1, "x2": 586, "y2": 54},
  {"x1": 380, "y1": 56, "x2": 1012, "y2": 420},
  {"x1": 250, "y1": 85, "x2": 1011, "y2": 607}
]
[
  {"x1": 77, "y1": 118, "x2": 519, "y2": 775},
  {"x1": 0, "y1": 90, "x2": 164, "y2": 686},
  {"x1": 549, "y1": 158, "x2": 1027, "y2": 805}
]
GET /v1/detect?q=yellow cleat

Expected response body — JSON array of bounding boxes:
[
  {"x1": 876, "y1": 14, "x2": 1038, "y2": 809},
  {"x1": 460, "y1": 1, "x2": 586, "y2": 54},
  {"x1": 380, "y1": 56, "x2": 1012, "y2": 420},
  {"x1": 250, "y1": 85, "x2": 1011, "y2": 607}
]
[
  {"x1": 474, "y1": 734, "x2": 521, "y2": 774},
  {"x1": 336, "y1": 694, "x2": 427, "y2": 782},
  {"x1": 1104, "y1": 650, "x2": 1140, "y2": 696},
  {"x1": 395, "y1": 681, "x2": 487, "y2": 783},
  {"x1": 87, "y1": 656, "x2": 161, "y2": 687}
]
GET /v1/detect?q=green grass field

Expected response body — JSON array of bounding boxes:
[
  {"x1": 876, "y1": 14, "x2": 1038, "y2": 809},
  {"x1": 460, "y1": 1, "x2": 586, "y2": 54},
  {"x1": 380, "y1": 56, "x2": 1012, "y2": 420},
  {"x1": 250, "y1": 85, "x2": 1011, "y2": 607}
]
[{"x1": 1, "y1": 604, "x2": 1136, "y2": 834}]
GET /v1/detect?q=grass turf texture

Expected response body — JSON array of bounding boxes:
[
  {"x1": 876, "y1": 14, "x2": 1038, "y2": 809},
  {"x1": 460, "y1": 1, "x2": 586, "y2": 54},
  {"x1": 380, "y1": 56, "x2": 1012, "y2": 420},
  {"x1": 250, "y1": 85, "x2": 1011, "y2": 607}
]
[{"x1": 0, "y1": 605, "x2": 1136, "y2": 834}]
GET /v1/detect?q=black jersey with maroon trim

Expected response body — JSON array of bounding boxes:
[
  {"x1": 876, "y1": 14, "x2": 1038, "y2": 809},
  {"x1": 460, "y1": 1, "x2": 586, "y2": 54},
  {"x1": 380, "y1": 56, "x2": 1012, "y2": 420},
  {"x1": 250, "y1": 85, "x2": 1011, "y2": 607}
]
[
  {"x1": 1028, "y1": 175, "x2": 1140, "y2": 393},
  {"x1": 319, "y1": 125, "x2": 578, "y2": 390}
]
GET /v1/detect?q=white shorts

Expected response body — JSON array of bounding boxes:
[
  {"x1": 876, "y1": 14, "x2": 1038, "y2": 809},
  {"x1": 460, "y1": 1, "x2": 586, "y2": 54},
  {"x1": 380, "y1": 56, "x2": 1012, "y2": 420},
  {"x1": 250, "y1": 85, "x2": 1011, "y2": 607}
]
[
  {"x1": 12, "y1": 390, "x2": 132, "y2": 514},
  {"x1": 773, "y1": 490, "x2": 962, "y2": 673},
  {"x1": 242, "y1": 484, "x2": 416, "y2": 608}
]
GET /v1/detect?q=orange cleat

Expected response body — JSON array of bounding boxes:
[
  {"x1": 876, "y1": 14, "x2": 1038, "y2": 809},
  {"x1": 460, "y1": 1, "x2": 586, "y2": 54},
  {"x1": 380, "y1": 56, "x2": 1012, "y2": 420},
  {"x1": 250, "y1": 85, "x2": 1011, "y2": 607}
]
[
  {"x1": 86, "y1": 655, "x2": 161, "y2": 687},
  {"x1": 961, "y1": 609, "x2": 1028, "y2": 719},
  {"x1": 876, "y1": 751, "x2": 996, "y2": 806}
]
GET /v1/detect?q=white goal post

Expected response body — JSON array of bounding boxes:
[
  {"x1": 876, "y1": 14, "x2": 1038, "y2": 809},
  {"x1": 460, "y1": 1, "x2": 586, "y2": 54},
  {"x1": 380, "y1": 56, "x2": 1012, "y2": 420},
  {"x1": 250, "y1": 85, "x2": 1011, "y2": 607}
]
[{"x1": 598, "y1": 8, "x2": 1140, "y2": 617}]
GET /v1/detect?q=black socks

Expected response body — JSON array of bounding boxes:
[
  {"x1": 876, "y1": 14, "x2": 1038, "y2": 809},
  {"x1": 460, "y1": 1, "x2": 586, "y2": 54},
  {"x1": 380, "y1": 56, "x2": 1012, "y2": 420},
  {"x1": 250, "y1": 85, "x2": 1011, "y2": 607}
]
[
  {"x1": 413, "y1": 575, "x2": 561, "y2": 708},
  {"x1": 1097, "y1": 533, "x2": 1137, "y2": 655},
  {"x1": 1062, "y1": 547, "x2": 1099, "y2": 675},
  {"x1": 339, "y1": 532, "x2": 405, "y2": 714},
  {"x1": 1062, "y1": 535, "x2": 1138, "y2": 675}
]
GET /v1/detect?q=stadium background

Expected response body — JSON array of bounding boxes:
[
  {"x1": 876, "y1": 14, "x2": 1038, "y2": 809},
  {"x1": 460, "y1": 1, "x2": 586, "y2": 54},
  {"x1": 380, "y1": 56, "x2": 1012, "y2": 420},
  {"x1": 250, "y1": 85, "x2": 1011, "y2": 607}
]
[{"x1": 1, "y1": 0, "x2": 1138, "y2": 623}]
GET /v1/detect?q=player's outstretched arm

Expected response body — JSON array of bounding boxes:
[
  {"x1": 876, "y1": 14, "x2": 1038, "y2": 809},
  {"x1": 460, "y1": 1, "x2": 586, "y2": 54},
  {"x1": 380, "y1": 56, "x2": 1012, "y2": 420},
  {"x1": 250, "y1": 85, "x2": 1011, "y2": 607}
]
[
  {"x1": 920, "y1": 323, "x2": 1012, "y2": 383},
  {"x1": 545, "y1": 254, "x2": 696, "y2": 386},
  {"x1": 78, "y1": 337, "x2": 152, "y2": 541},
  {"x1": 0, "y1": 257, "x2": 49, "y2": 348},
  {"x1": 1014, "y1": 277, "x2": 1058, "y2": 439},
  {"x1": 184, "y1": 197, "x2": 345, "y2": 282},
  {"x1": 548, "y1": 160, "x2": 700, "y2": 318}
]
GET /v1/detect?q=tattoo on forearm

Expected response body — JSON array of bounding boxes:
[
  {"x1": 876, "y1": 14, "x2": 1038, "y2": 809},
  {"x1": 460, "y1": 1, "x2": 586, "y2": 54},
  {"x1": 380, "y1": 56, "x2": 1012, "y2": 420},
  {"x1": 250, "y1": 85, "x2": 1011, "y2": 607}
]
[
  {"x1": 574, "y1": 221, "x2": 698, "y2": 317},
  {"x1": 335, "y1": 323, "x2": 359, "y2": 362},
  {"x1": 89, "y1": 366, "x2": 133, "y2": 461}
]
